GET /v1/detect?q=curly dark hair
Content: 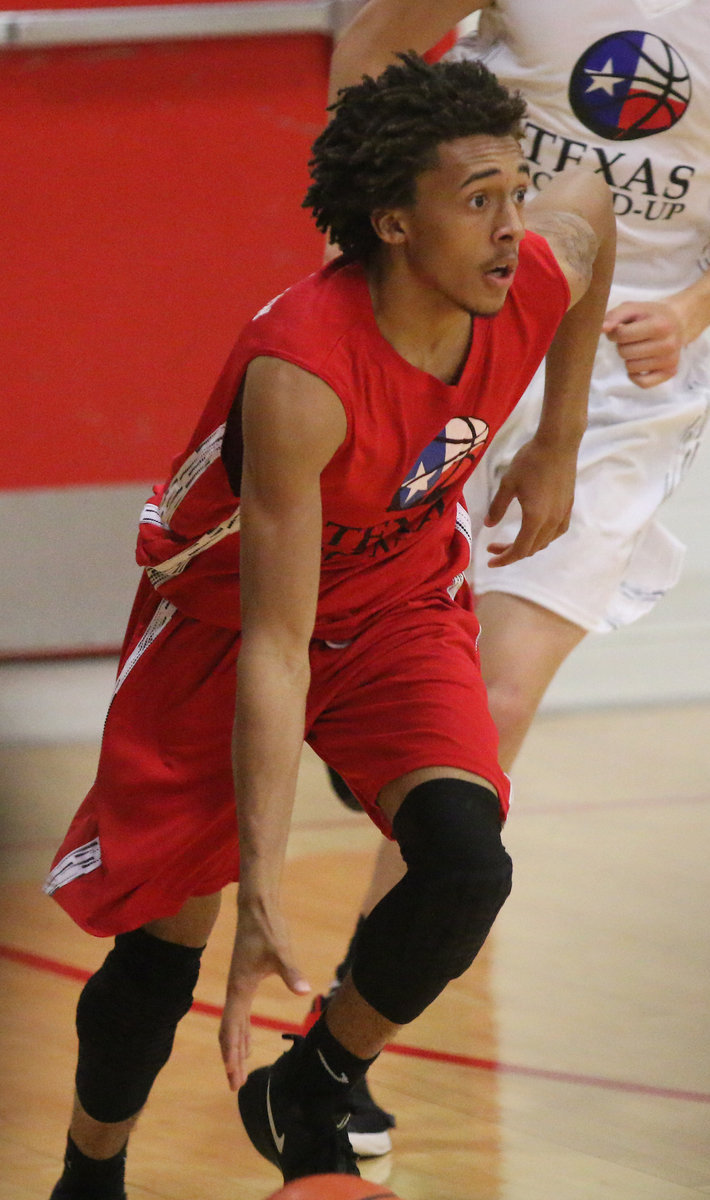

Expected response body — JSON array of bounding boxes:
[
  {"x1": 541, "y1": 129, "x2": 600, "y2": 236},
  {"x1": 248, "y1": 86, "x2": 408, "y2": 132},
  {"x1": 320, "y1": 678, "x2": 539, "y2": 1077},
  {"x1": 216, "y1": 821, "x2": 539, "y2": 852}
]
[{"x1": 304, "y1": 52, "x2": 526, "y2": 262}]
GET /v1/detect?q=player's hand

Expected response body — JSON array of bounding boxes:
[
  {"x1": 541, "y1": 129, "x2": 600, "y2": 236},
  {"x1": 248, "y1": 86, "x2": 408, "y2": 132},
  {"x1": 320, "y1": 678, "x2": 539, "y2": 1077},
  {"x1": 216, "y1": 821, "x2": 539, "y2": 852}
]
[
  {"x1": 484, "y1": 436, "x2": 577, "y2": 567},
  {"x1": 603, "y1": 299, "x2": 684, "y2": 388},
  {"x1": 218, "y1": 898, "x2": 310, "y2": 1091}
]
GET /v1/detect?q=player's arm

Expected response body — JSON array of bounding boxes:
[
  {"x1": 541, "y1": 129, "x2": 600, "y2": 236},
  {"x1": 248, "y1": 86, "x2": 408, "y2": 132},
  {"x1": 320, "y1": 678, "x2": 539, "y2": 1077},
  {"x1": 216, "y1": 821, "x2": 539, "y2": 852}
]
[
  {"x1": 329, "y1": 0, "x2": 491, "y2": 101},
  {"x1": 604, "y1": 267, "x2": 710, "y2": 388},
  {"x1": 219, "y1": 355, "x2": 347, "y2": 1090},
  {"x1": 485, "y1": 171, "x2": 616, "y2": 566}
]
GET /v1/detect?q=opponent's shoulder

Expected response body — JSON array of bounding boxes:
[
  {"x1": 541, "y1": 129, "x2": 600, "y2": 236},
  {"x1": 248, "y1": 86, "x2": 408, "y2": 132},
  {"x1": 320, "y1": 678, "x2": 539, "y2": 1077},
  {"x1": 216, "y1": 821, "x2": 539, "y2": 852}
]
[
  {"x1": 524, "y1": 211, "x2": 596, "y2": 292},
  {"x1": 525, "y1": 171, "x2": 613, "y2": 306}
]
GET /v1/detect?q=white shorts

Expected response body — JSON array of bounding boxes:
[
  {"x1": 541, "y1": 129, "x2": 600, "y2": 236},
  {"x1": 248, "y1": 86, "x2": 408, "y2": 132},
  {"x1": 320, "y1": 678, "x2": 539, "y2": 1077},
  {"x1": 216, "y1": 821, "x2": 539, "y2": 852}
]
[{"x1": 465, "y1": 331, "x2": 710, "y2": 633}]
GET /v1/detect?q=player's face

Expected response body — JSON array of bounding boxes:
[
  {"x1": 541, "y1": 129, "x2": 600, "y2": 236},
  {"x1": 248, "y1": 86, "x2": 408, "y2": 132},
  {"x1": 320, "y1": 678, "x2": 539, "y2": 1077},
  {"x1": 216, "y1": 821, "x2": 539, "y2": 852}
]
[{"x1": 394, "y1": 135, "x2": 529, "y2": 316}]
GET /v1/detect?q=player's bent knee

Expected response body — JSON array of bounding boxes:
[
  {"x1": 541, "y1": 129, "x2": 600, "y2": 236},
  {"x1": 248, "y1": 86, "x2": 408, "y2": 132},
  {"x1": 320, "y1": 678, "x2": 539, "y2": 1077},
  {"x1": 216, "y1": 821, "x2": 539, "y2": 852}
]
[
  {"x1": 75, "y1": 928, "x2": 204, "y2": 1123},
  {"x1": 394, "y1": 777, "x2": 513, "y2": 971},
  {"x1": 351, "y1": 778, "x2": 512, "y2": 1024}
]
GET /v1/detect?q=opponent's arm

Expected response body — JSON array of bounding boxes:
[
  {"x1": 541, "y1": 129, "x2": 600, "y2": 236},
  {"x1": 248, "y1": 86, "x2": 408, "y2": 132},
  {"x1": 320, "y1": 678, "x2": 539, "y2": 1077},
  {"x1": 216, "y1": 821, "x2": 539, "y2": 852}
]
[
  {"x1": 485, "y1": 171, "x2": 616, "y2": 566},
  {"x1": 604, "y1": 268, "x2": 710, "y2": 388},
  {"x1": 329, "y1": 0, "x2": 490, "y2": 101},
  {"x1": 322, "y1": 1, "x2": 490, "y2": 262},
  {"x1": 219, "y1": 355, "x2": 346, "y2": 1090}
]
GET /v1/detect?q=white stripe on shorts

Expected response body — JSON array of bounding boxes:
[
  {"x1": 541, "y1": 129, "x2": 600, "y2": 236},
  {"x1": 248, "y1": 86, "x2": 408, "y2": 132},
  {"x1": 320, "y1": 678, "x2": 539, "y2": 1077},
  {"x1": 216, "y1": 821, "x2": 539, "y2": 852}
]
[
  {"x1": 455, "y1": 500, "x2": 472, "y2": 548},
  {"x1": 43, "y1": 837, "x2": 102, "y2": 897},
  {"x1": 448, "y1": 500, "x2": 473, "y2": 599}
]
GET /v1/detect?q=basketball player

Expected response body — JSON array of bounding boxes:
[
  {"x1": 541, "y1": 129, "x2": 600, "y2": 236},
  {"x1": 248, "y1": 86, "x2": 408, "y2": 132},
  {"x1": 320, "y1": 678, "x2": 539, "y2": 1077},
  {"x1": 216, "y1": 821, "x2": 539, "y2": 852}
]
[
  {"x1": 44, "y1": 54, "x2": 615, "y2": 1194},
  {"x1": 313, "y1": 0, "x2": 710, "y2": 1156}
]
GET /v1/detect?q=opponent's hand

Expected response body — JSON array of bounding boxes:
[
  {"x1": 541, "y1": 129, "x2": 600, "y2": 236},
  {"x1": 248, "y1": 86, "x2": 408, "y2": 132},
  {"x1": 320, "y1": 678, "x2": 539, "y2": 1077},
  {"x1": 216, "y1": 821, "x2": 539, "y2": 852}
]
[
  {"x1": 218, "y1": 899, "x2": 310, "y2": 1091},
  {"x1": 603, "y1": 299, "x2": 684, "y2": 388},
  {"x1": 484, "y1": 436, "x2": 577, "y2": 567}
]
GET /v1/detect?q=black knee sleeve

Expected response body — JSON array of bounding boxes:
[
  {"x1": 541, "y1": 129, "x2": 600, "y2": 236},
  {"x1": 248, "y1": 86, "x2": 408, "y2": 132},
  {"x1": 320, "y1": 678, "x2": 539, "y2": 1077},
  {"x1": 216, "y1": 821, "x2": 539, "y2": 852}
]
[
  {"x1": 75, "y1": 928, "x2": 203, "y2": 1123},
  {"x1": 351, "y1": 778, "x2": 512, "y2": 1024}
]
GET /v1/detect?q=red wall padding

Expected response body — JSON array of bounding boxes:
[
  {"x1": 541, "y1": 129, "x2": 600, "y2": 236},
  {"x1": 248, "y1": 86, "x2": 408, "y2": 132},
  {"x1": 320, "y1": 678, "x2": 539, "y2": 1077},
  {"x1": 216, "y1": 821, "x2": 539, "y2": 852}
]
[{"x1": 2, "y1": 31, "x2": 329, "y2": 489}]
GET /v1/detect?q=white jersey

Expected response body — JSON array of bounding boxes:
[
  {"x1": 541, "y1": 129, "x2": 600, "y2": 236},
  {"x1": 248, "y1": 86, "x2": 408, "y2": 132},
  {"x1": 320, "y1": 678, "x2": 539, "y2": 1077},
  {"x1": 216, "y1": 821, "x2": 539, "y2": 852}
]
[
  {"x1": 450, "y1": 0, "x2": 710, "y2": 630},
  {"x1": 453, "y1": 0, "x2": 710, "y2": 303}
]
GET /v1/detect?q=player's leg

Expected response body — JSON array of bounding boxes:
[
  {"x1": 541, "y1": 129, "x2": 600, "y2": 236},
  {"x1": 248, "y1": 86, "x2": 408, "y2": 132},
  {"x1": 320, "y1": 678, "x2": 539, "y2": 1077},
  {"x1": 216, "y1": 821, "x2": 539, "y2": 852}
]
[
  {"x1": 46, "y1": 586, "x2": 242, "y2": 1198},
  {"x1": 319, "y1": 590, "x2": 584, "y2": 972},
  {"x1": 50, "y1": 892, "x2": 221, "y2": 1200},
  {"x1": 316, "y1": 591, "x2": 584, "y2": 970},
  {"x1": 239, "y1": 762, "x2": 511, "y2": 1182},
  {"x1": 301, "y1": 828, "x2": 403, "y2": 1156},
  {"x1": 309, "y1": 596, "x2": 583, "y2": 1151},
  {"x1": 306, "y1": 826, "x2": 406, "y2": 1011},
  {"x1": 327, "y1": 590, "x2": 584, "y2": 940},
  {"x1": 239, "y1": 603, "x2": 513, "y2": 1181},
  {"x1": 325, "y1": 762, "x2": 510, "y2": 1035},
  {"x1": 306, "y1": 766, "x2": 502, "y2": 1040},
  {"x1": 475, "y1": 590, "x2": 587, "y2": 770}
]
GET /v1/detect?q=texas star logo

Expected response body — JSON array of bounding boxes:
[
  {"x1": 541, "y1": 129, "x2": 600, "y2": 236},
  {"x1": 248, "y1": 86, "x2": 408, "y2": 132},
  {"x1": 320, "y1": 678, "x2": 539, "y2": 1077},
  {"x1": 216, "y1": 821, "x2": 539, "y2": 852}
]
[
  {"x1": 388, "y1": 416, "x2": 488, "y2": 512},
  {"x1": 568, "y1": 30, "x2": 691, "y2": 141}
]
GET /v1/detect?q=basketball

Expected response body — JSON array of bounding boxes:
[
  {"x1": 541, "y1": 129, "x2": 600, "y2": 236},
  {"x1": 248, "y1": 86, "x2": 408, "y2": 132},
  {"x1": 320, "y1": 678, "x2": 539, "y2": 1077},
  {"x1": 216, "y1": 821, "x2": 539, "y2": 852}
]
[{"x1": 265, "y1": 1176, "x2": 401, "y2": 1200}]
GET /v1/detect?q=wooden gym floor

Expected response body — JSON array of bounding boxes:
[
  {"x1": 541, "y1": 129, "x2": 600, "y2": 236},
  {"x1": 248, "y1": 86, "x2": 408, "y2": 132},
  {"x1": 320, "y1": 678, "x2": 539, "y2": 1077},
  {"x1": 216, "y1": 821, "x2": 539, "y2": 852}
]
[{"x1": 1, "y1": 672, "x2": 709, "y2": 1200}]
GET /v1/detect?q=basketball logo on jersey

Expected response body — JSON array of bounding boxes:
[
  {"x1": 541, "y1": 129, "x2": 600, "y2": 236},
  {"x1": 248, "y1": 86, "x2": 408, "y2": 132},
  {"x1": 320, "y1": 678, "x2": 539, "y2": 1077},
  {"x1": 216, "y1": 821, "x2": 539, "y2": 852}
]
[
  {"x1": 388, "y1": 416, "x2": 488, "y2": 511},
  {"x1": 568, "y1": 31, "x2": 690, "y2": 141}
]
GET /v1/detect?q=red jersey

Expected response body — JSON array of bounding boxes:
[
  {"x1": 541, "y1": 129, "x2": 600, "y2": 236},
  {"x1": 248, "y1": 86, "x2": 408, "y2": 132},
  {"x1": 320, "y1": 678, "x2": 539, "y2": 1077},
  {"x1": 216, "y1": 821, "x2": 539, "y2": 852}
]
[{"x1": 137, "y1": 233, "x2": 568, "y2": 641}]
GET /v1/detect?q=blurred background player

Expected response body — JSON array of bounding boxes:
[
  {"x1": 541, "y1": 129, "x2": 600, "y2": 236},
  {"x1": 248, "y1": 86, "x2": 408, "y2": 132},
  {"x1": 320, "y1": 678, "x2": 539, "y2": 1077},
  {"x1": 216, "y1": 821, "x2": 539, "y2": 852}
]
[{"x1": 317, "y1": 0, "x2": 710, "y2": 1156}]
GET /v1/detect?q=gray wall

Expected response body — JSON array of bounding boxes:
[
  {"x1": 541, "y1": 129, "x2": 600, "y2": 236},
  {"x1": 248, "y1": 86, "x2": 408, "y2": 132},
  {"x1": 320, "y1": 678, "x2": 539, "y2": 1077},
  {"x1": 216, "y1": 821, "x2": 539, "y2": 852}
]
[{"x1": 1, "y1": 428, "x2": 708, "y2": 709}]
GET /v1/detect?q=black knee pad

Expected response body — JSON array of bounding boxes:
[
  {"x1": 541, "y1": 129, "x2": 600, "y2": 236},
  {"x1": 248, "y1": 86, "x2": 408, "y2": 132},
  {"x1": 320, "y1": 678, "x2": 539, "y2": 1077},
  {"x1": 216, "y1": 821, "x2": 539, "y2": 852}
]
[
  {"x1": 75, "y1": 928, "x2": 203, "y2": 1123},
  {"x1": 351, "y1": 778, "x2": 512, "y2": 1024}
]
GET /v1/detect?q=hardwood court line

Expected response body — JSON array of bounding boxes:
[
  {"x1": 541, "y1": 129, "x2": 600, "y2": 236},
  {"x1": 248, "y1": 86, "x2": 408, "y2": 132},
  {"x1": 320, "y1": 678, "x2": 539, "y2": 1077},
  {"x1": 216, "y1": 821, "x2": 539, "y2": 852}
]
[{"x1": 3, "y1": 942, "x2": 710, "y2": 1107}]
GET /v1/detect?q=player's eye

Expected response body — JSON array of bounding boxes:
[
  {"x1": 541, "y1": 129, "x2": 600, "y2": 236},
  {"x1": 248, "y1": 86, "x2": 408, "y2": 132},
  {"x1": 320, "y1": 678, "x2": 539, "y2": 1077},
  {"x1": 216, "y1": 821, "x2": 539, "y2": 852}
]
[
  {"x1": 469, "y1": 193, "x2": 487, "y2": 210},
  {"x1": 514, "y1": 187, "x2": 528, "y2": 204}
]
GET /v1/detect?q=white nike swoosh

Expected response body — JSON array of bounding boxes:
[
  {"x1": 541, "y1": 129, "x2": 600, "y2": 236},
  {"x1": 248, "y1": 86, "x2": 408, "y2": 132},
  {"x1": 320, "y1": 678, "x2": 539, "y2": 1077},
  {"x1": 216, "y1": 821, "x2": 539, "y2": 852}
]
[
  {"x1": 317, "y1": 1048, "x2": 350, "y2": 1084},
  {"x1": 266, "y1": 1076, "x2": 285, "y2": 1155}
]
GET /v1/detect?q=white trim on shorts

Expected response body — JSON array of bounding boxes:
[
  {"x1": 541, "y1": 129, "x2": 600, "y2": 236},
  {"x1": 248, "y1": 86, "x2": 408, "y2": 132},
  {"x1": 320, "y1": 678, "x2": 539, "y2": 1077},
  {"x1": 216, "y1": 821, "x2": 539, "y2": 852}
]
[
  {"x1": 43, "y1": 837, "x2": 102, "y2": 897},
  {"x1": 448, "y1": 500, "x2": 473, "y2": 600}
]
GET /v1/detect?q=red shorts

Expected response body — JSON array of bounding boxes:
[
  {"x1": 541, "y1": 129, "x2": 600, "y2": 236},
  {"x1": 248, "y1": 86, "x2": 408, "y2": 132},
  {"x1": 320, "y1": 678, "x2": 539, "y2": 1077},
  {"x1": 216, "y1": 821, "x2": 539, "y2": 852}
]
[{"x1": 45, "y1": 578, "x2": 510, "y2": 936}]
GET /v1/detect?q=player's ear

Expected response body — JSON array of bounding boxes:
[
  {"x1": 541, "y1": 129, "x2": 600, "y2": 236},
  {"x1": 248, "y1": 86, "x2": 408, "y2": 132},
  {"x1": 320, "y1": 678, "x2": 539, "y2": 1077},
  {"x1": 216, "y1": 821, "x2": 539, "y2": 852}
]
[{"x1": 370, "y1": 207, "x2": 408, "y2": 246}]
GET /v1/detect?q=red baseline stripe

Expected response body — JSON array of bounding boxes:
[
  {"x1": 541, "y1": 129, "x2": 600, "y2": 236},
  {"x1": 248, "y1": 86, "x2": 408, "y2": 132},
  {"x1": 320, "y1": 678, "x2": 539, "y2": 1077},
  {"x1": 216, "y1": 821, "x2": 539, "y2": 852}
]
[{"x1": 2, "y1": 942, "x2": 709, "y2": 1106}]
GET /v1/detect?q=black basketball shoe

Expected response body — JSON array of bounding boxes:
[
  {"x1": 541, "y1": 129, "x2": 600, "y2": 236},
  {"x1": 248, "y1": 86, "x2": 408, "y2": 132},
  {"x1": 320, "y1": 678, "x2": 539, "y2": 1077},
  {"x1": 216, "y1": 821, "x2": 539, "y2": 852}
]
[
  {"x1": 303, "y1": 993, "x2": 396, "y2": 1158},
  {"x1": 238, "y1": 1038, "x2": 360, "y2": 1183},
  {"x1": 345, "y1": 1074, "x2": 397, "y2": 1158}
]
